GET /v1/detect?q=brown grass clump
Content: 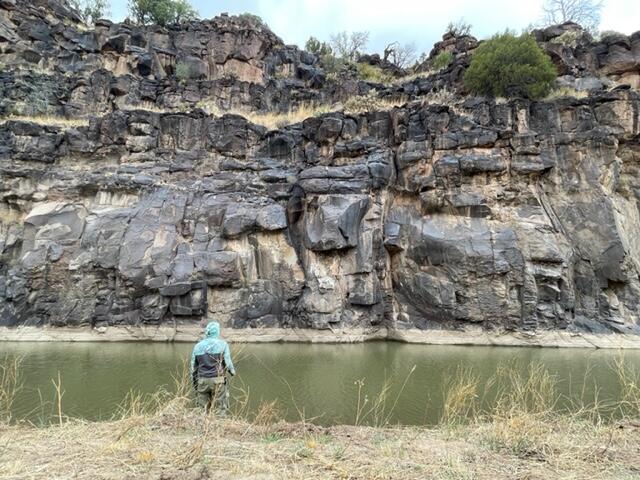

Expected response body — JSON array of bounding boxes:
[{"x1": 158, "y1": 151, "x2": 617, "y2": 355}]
[
  {"x1": 197, "y1": 93, "x2": 408, "y2": 130},
  {"x1": 242, "y1": 104, "x2": 335, "y2": 129},
  {"x1": 196, "y1": 101, "x2": 334, "y2": 130},
  {"x1": 392, "y1": 69, "x2": 434, "y2": 85},
  {"x1": 544, "y1": 86, "x2": 590, "y2": 100},
  {"x1": 0, "y1": 115, "x2": 89, "y2": 129},
  {"x1": 343, "y1": 90, "x2": 408, "y2": 115},
  {"x1": 2, "y1": 403, "x2": 639, "y2": 479}
]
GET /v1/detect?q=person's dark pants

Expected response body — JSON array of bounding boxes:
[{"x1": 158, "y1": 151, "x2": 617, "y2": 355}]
[{"x1": 196, "y1": 377, "x2": 229, "y2": 414}]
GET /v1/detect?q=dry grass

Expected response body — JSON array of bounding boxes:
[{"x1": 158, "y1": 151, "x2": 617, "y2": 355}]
[
  {"x1": 420, "y1": 88, "x2": 460, "y2": 107},
  {"x1": 198, "y1": 94, "x2": 408, "y2": 130},
  {"x1": 119, "y1": 101, "x2": 169, "y2": 113},
  {"x1": 2, "y1": 403, "x2": 639, "y2": 479},
  {"x1": 0, "y1": 115, "x2": 89, "y2": 129},
  {"x1": 2, "y1": 358, "x2": 640, "y2": 479},
  {"x1": 242, "y1": 104, "x2": 335, "y2": 129},
  {"x1": 545, "y1": 86, "x2": 590, "y2": 100},
  {"x1": 0, "y1": 355, "x2": 21, "y2": 424},
  {"x1": 197, "y1": 100, "x2": 335, "y2": 129},
  {"x1": 343, "y1": 91, "x2": 409, "y2": 115},
  {"x1": 392, "y1": 69, "x2": 435, "y2": 85}
]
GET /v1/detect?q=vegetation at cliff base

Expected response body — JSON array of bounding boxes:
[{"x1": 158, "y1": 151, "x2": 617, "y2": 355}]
[
  {"x1": 3, "y1": 357, "x2": 640, "y2": 479},
  {"x1": 464, "y1": 32, "x2": 557, "y2": 99}
]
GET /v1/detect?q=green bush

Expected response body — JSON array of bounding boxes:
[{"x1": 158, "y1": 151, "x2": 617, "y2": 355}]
[
  {"x1": 69, "y1": 0, "x2": 109, "y2": 24},
  {"x1": 319, "y1": 54, "x2": 348, "y2": 77},
  {"x1": 305, "y1": 37, "x2": 332, "y2": 57},
  {"x1": 432, "y1": 51, "x2": 454, "y2": 70},
  {"x1": 464, "y1": 32, "x2": 556, "y2": 99},
  {"x1": 128, "y1": 0, "x2": 197, "y2": 26},
  {"x1": 10, "y1": 73, "x2": 56, "y2": 116},
  {"x1": 174, "y1": 62, "x2": 190, "y2": 83},
  {"x1": 238, "y1": 12, "x2": 268, "y2": 28}
]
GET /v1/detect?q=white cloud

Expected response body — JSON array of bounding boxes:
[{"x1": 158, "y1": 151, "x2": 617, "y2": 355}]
[
  {"x1": 252, "y1": 0, "x2": 535, "y2": 52},
  {"x1": 253, "y1": 0, "x2": 637, "y2": 53},
  {"x1": 600, "y1": 0, "x2": 639, "y2": 33}
]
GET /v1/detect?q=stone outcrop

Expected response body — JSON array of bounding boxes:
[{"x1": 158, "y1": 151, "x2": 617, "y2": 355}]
[
  {"x1": 0, "y1": 0, "x2": 332, "y2": 116},
  {"x1": 1, "y1": 1, "x2": 640, "y2": 337},
  {"x1": 1, "y1": 87, "x2": 639, "y2": 334}
]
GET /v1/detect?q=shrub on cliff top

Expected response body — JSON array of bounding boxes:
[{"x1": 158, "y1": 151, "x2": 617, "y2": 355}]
[
  {"x1": 238, "y1": 13, "x2": 268, "y2": 28},
  {"x1": 68, "y1": 0, "x2": 110, "y2": 24},
  {"x1": 464, "y1": 32, "x2": 556, "y2": 99},
  {"x1": 305, "y1": 37, "x2": 333, "y2": 57},
  {"x1": 128, "y1": 0, "x2": 198, "y2": 26}
]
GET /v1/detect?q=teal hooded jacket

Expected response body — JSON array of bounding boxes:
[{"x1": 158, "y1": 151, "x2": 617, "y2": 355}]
[{"x1": 190, "y1": 322, "x2": 236, "y2": 384}]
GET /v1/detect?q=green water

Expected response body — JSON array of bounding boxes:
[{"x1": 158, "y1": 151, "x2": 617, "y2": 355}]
[{"x1": 2, "y1": 342, "x2": 639, "y2": 426}]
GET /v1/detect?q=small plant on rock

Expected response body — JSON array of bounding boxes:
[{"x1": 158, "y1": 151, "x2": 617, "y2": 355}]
[
  {"x1": 11, "y1": 74, "x2": 56, "y2": 116},
  {"x1": 174, "y1": 62, "x2": 190, "y2": 84},
  {"x1": 305, "y1": 37, "x2": 333, "y2": 57},
  {"x1": 238, "y1": 13, "x2": 268, "y2": 28},
  {"x1": 432, "y1": 51, "x2": 454, "y2": 71},
  {"x1": 551, "y1": 30, "x2": 583, "y2": 48},
  {"x1": 68, "y1": 0, "x2": 110, "y2": 24},
  {"x1": 128, "y1": 0, "x2": 198, "y2": 26},
  {"x1": 464, "y1": 31, "x2": 556, "y2": 99},
  {"x1": 356, "y1": 63, "x2": 394, "y2": 85}
]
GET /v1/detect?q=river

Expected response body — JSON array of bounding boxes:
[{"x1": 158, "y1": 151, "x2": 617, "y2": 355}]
[{"x1": 3, "y1": 342, "x2": 640, "y2": 426}]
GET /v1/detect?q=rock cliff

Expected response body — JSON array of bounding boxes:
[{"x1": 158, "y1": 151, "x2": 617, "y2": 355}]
[{"x1": 1, "y1": 1, "x2": 640, "y2": 337}]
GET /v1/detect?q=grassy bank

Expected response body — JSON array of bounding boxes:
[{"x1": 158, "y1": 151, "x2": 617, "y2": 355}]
[
  {"x1": 3, "y1": 412, "x2": 640, "y2": 479},
  {"x1": 1, "y1": 358, "x2": 640, "y2": 479}
]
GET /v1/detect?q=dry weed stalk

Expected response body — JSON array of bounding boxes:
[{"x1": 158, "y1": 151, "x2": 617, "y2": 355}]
[
  {"x1": 51, "y1": 371, "x2": 64, "y2": 427},
  {"x1": 0, "y1": 355, "x2": 22, "y2": 424}
]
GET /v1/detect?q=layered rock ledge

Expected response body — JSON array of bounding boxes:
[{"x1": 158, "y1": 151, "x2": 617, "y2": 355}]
[{"x1": 1, "y1": 88, "x2": 639, "y2": 339}]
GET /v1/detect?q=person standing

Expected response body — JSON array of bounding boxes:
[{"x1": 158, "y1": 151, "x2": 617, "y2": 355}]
[{"x1": 190, "y1": 321, "x2": 236, "y2": 414}]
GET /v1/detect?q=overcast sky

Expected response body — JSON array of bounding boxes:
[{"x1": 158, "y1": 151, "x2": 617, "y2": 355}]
[{"x1": 107, "y1": 0, "x2": 638, "y2": 55}]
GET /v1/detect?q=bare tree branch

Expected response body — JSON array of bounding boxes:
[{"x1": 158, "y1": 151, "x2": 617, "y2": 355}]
[
  {"x1": 383, "y1": 42, "x2": 417, "y2": 68},
  {"x1": 541, "y1": 0, "x2": 603, "y2": 33},
  {"x1": 329, "y1": 31, "x2": 370, "y2": 62}
]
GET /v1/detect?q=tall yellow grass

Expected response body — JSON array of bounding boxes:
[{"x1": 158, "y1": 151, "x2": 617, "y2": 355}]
[{"x1": 0, "y1": 355, "x2": 21, "y2": 424}]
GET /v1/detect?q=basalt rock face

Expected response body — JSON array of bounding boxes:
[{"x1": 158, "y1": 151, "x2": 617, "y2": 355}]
[
  {"x1": 534, "y1": 22, "x2": 640, "y2": 90},
  {"x1": 1, "y1": 1, "x2": 640, "y2": 335},
  {"x1": 1, "y1": 87, "x2": 639, "y2": 333},
  {"x1": 0, "y1": 0, "x2": 337, "y2": 116}
]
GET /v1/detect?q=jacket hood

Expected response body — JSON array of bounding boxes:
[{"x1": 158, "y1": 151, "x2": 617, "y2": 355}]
[{"x1": 205, "y1": 321, "x2": 220, "y2": 338}]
